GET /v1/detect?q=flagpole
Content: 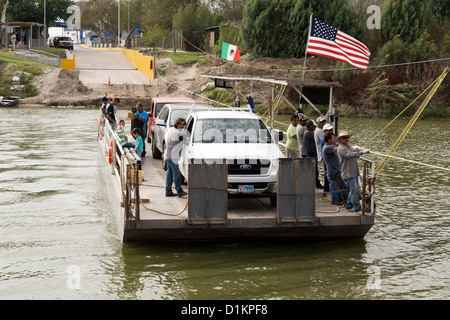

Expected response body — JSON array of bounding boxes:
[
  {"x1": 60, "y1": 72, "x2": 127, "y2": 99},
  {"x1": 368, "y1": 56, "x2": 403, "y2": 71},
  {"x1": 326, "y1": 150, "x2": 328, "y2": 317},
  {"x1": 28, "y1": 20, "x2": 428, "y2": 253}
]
[{"x1": 299, "y1": 13, "x2": 313, "y2": 113}]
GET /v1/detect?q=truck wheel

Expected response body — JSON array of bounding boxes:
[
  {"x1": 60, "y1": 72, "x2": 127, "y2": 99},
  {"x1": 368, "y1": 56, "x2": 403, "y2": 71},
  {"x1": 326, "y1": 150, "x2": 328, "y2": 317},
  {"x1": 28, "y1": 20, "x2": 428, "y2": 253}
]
[
  {"x1": 152, "y1": 135, "x2": 162, "y2": 159},
  {"x1": 270, "y1": 196, "x2": 277, "y2": 207},
  {"x1": 162, "y1": 143, "x2": 167, "y2": 171}
]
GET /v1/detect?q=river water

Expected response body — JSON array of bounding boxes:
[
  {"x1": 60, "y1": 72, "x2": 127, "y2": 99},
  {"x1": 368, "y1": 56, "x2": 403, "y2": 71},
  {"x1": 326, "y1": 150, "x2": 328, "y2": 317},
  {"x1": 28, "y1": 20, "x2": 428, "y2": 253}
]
[{"x1": 0, "y1": 107, "x2": 448, "y2": 300}]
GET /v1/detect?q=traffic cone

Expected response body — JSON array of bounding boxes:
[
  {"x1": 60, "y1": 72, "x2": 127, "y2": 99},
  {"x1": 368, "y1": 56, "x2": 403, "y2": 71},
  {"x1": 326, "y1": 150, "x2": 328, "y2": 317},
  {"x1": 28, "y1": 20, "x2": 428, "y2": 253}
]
[{"x1": 107, "y1": 76, "x2": 112, "y2": 86}]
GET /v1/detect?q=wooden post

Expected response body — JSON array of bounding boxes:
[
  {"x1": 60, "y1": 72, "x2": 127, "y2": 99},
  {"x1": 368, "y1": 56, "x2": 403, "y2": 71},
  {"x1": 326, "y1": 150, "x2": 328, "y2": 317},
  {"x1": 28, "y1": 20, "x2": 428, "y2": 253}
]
[
  {"x1": 362, "y1": 162, "x2": 367, "y2": 216},
  {"x1": 134, "y1": 164, "x2": 140, "y2": 223},
  {"x1": 268, "y1": 100, "x2": 273, "y2": 129}
]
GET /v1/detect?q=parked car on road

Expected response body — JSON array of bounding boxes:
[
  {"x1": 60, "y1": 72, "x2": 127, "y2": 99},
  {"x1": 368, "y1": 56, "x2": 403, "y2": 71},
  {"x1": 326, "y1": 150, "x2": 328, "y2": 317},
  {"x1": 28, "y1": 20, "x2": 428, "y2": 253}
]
[
  {"x1": 146, "y1": 96, "x2": 196, "y2": 143},
  {"x1": 179, "y1": 108, "x2": 285, "y2": 206},
  {"x1": 151, "y1": 103, "x2": 211, "y2": 170},
  {"x1": 50, "y1": 36, "x2": 73, "y2": 50}
]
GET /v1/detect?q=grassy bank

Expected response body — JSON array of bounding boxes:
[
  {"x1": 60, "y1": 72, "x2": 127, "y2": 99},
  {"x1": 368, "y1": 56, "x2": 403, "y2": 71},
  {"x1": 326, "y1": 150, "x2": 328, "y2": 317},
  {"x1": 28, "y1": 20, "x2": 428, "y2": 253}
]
[{"x1": 0, "y1": 50, "x2": 54, "y2": 98}]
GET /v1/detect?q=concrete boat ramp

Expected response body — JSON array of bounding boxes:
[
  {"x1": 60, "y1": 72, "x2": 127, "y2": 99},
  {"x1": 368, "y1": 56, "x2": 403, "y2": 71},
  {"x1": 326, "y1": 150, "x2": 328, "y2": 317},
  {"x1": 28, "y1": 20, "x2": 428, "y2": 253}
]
[{"x1": 99, "y1": 121, "x2": 375, "y2": 242}]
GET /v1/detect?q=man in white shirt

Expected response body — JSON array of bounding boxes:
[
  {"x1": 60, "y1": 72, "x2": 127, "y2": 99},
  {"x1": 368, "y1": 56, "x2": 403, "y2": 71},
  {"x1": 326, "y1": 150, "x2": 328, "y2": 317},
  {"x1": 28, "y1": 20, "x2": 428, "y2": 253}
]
[{"x1": 165, "y1": 118, "x2": 188, "y2": 197}]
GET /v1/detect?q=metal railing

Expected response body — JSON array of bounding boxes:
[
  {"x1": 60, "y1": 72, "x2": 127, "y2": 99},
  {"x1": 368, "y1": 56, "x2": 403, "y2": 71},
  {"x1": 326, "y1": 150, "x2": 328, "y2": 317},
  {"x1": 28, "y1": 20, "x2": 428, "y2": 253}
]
[
  {"x1": 98, "y1": 115, "x2": 142, "y2": 222},
  {"x1": 271, "y1": 126, "x2": 376, "y2": 216}
]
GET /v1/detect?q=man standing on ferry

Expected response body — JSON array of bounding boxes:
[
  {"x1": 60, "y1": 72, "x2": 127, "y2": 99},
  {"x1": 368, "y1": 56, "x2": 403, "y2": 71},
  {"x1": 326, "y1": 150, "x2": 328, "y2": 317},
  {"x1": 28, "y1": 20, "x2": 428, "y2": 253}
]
[{"x1": 134, "y1": 103, "x2": 148, "y2": 157}]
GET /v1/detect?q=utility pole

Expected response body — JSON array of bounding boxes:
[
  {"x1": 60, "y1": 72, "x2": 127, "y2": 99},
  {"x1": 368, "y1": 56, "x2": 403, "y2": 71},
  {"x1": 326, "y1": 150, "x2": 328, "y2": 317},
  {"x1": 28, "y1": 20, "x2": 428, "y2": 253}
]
[
  {"x1": 44, "y1": 0, "x2": 46, "y2": 46},
  {"x1": 118, "y1": 0, "x2": 120, "y2": 46}
]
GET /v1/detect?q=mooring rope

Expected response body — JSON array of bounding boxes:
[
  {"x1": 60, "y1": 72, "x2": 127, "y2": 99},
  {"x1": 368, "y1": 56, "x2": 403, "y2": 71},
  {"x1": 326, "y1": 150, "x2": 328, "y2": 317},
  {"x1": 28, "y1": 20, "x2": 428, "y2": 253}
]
[
  {"x1": 361, "y1": 67, "x2": 449, "y2": 178},
  {"x1": 139, "y1": 198, "x2": 188, "y2": 216}
]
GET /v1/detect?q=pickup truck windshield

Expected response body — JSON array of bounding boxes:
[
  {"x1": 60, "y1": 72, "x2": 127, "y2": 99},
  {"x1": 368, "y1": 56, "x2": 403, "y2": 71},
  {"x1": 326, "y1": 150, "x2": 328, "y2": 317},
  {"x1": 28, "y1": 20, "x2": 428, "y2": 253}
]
[
  {"x1": 169, "y1": 109, "x2": 190, "y2": 126},
  {"x1": 193, "y1": 118, "x2": 272, "y2": 143}
]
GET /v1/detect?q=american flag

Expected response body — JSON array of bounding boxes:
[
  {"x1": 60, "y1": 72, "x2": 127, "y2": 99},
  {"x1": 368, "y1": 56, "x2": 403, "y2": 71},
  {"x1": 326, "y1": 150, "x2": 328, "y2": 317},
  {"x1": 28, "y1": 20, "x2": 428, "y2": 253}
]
[{"x1": 306, "y1": 17, "x2": 370, "y2": 70}]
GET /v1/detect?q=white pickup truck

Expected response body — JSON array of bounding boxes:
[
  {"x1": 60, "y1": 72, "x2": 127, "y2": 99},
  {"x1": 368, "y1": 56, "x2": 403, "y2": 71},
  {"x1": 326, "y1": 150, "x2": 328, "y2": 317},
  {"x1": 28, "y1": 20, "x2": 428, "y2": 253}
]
[{"x1": 178, "y1": 108, "x2": 284, "y2": 206}]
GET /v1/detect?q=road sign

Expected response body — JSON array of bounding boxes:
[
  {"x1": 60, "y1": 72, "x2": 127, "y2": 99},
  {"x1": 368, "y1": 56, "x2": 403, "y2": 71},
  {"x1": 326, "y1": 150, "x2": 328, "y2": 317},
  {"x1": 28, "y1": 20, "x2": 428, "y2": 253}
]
[
  {"x1": 55, "y1": 21, "x2": 67, "y2": 27},
  {"x1": 105, "y1": 32, "x2": 110, "y2": 38},
  {"x1": 135, "y1": 27, "x2": 141, "y2": 36}
]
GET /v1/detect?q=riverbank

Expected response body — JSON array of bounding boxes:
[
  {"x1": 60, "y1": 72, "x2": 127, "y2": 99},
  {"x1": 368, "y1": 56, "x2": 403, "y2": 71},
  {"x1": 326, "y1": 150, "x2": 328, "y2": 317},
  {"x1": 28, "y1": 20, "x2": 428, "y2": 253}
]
[{"x1": 2, "y1": 49, "x2": 449, "y2": 118}]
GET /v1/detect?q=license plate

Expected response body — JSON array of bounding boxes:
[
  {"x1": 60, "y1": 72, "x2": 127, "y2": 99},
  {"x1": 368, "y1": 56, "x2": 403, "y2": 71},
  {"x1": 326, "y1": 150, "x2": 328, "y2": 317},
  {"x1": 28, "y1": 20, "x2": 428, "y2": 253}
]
[{"x1": 238, "y1": 185, "x2": 255, "y2": 194}]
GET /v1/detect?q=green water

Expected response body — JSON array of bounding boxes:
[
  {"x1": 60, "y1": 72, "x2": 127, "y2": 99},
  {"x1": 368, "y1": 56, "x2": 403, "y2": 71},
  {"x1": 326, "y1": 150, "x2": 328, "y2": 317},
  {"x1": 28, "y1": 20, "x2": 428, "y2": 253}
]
[{"x1": 0, "y1": 107, "x2": 448, "y2": 300}]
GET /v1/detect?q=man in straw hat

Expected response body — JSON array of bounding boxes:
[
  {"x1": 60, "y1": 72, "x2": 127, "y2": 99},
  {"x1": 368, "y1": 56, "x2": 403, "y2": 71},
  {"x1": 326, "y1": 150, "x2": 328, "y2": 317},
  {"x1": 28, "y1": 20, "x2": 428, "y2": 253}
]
[{"x1": 337, "y1": 131, "x2": 370, "y2": 214}]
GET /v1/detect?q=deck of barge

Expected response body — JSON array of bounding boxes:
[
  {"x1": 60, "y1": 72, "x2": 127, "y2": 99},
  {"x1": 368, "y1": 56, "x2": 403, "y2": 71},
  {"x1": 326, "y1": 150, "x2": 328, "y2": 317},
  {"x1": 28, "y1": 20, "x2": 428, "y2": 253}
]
[{"x1": 100, "y1": 135, "x2": 375, "y2": 242}]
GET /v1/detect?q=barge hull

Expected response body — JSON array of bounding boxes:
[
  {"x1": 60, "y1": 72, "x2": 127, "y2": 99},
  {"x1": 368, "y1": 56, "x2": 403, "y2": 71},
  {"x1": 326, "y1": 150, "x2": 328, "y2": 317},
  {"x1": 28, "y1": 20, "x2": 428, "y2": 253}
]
[{"x1": 98, "y1": 130, "x2": 375, "y2": 242}]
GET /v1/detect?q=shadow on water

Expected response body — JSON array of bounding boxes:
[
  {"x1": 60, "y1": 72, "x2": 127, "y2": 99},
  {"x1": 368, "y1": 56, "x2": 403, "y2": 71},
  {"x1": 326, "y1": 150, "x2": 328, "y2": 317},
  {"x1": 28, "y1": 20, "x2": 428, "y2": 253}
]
[{"x1": 113, "y1": 238, "x2": 371, "y2": 300}]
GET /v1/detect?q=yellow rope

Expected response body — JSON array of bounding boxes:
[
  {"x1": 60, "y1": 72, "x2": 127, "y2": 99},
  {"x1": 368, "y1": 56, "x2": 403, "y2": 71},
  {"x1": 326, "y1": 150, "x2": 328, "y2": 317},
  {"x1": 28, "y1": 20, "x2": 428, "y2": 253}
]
[
  {"x1": 362, "y1": 76, "x2": 442, "y2": 148},
  {"x1": 140, "y1": 198, "x2": 188, "y2": 216},
  {"x1": 373, "y1": 68, "x2": 449, "y2": 178}
]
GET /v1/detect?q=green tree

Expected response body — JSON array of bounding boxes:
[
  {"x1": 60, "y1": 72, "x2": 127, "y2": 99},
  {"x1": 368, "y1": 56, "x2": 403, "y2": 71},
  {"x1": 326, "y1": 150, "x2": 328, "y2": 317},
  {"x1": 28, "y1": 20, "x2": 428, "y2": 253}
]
[
  {"x1": 380, "y1": 0, "x2": 432, "y2": 45},
  {"x1": 375, "y1": 35, "x2": 409, "y2": 65},
  {"x1": 409, "y1": 30, "x2": 437, "y2": 62},
  {"x1": 80, "y1": 0, "x2": 118, "y2": 43},
  {"x1": 142, "y1": 23, "x2": 167, "y2": 49},
  {"x1": 241, "y1": 0, "x2": 362, "y2": 58},
  {"x1": 172, "y1": 2, "x2": 216, "y2": 50},
  {"x1": 6, "y1": 0, "x2": 74, "y2": 26},
  {"x1": 240, "y1": 0, "x2": 294, "y2": 58},
  {"x1": 214, "y1": 20, "x2": 243, "y2": 56},
  {"x1": 432, "y1": 0, "x2": 450, "y2": 22},
  {"x1": 288, "y1": 0, "x2": 362, "y2": 58}
]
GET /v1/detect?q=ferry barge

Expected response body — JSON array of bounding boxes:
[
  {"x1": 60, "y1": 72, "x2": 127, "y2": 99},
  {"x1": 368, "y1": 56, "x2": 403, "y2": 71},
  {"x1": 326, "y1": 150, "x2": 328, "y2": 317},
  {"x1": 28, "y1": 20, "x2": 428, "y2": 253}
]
[{"x1": 97, "y1": 113, "x2": 375, "y2": 242}]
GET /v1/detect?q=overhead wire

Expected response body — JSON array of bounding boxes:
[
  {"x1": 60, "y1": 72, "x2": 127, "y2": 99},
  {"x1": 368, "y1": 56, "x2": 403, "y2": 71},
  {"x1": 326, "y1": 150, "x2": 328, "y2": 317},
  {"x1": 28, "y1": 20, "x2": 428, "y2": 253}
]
[
  {"x1": 175, "y1": 30, "x2": 450, "y2": 73},
  {"x1": 362, "y1": 67, "x2": 450, "y2": 178}
]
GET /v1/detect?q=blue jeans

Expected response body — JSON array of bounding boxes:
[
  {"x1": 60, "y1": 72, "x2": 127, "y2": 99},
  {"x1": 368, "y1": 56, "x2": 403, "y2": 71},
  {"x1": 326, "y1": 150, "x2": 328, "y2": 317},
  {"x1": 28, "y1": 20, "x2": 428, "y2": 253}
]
[
  {"x1": 122, "y1": 142, "x2": 135, "y2": 149},
  {"x1": 306, "y1": 152, "x2": 322, "y2": 188},
  {"x1": 324, "y1": 161, "x2": 341, "y2": 202},
  {"x1": 327, "y1": 173, "x2": 341, "y2": 202},
  {"x1": 141, "y1": 129, "x2": 147, "y2": 156},
  {"x1": 344, "y1": 176, "x2": 361, "y2": 212},
  {"x1": 166, "y1": 159, "x2": 183, "y2": 195}
]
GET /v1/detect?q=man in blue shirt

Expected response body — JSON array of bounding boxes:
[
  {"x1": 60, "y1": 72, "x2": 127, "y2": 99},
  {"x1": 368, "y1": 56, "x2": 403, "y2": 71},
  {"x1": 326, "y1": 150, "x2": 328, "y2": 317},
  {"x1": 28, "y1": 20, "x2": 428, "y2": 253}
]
[
  {"x1": 134, "y1": 103, "x2": 148, "y2": 157},
  {"x1": 323, "y1": 132, "x2": 348, "y2": 206}
]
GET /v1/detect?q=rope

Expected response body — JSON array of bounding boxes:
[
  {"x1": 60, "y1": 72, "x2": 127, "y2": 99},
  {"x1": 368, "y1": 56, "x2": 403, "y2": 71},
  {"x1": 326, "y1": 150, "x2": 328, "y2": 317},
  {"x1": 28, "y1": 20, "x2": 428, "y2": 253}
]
[
  {"x1": 372, "y1": 68, "x2": 449, "y2": 178},
  {"x1": 139, "y1": 198, "x2": 188, "y2": 216},
  {"x1": 155, "y1": 68, "x2": 233, "y2": 108},
  {"x1": 361, "y1": 76, "x2": 442, "y2": 148},
  {"x1": 371, "y1": 151, "x2": 450, "y2": 173},
  {"x1": 175, "y1": 30, "x2": 450, "y2": 73}
]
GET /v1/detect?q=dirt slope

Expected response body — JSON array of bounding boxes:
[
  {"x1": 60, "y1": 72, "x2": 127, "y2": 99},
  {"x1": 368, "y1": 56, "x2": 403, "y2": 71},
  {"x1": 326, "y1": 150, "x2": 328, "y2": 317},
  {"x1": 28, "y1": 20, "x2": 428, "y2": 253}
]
[{"x1": 20, "y1": 57, "x2": 221, "y2": 108}]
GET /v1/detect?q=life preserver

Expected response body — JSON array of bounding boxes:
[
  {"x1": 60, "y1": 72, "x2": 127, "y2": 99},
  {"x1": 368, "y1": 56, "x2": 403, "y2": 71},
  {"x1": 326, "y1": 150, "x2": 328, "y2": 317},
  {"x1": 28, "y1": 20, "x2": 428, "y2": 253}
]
[
  {"x1": 108, "y1": 140, "x2": 113, "y2": 164},
  {"x1": 98, "y1": 118, "x2": 104, "y2": 138}
]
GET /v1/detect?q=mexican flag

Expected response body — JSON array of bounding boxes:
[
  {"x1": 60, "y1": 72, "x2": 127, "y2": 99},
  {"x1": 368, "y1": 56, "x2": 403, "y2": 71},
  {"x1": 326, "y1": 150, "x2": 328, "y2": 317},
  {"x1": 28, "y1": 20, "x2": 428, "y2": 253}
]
[{"x1": 221, "y1": 42, "x2": 241, "y2": 61}]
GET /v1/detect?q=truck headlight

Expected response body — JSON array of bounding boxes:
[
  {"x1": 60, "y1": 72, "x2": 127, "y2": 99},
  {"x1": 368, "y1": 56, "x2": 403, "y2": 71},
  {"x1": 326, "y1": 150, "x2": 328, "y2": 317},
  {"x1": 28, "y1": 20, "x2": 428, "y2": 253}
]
[{"x1": 270, "y1": 159, "x2": 279, "y2": 173}]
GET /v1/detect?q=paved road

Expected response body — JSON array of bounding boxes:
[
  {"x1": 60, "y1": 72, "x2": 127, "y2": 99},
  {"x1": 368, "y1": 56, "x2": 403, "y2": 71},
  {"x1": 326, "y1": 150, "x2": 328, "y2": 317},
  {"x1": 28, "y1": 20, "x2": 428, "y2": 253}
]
[{"x1": 73, "y1": 44, "x2": 150, "y2": 85}]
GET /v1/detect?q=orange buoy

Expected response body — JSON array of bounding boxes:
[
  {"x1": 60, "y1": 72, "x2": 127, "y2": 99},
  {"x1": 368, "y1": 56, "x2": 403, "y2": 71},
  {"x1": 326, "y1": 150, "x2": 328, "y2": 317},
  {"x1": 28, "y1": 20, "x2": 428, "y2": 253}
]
[{"x1": 108, "y1": 140, "x2": 113, "y2": 164}]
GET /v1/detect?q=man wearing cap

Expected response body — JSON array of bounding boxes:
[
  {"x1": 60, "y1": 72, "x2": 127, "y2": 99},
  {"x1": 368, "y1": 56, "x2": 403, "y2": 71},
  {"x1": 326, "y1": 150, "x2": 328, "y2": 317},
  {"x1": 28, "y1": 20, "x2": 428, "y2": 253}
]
[
  {"x1": 286, "y1": 114, "x2": 300, "y2": 158},
  {"x1": 106, "y1": 98, "x2": 120, "y2": 131},
  {"x1": 134, "y1": 103, "x2": 148, "y2": 157},
  {"x1": 337, "y1": 131, "x2": 370, "y2": 213},
  {"x1": 296, "y1": 114, "x2": 308, "y2": 157},
  {"x1": 100, "y1": 96, "x2": 110, "y2": 118},
  {"x1": 315, "y1": 115, "x2": 328, "y2": 191},
  {"x1": 321, "y1": 124, "x2": 342, "y2": 205},
  {"x1": 315, "y1": 116, "x2": 327, "y2": 162},
  {"x1": 323, "y1": 132, "x2": 348, "y2": 206},
  {"x1": 304, "y1": 120, "x2": 323, "y2": 189}
]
